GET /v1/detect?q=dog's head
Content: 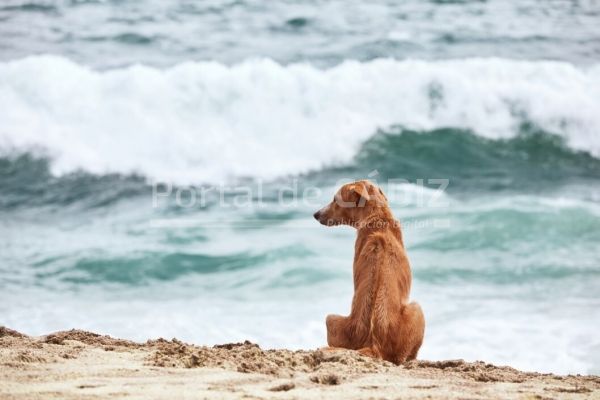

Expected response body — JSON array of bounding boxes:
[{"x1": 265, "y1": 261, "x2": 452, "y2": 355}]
[{"x1": 313, "y1": 180, "x2": 388, "y2": 227}]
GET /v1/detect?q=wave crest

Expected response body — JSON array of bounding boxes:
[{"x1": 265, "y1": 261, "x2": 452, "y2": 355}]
[{"x1": 1, "y1": 56, "x2": 599, "y2": 183}]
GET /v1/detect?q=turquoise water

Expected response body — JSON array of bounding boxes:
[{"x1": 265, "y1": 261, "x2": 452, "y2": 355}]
[{"x1": 1, "y1": 0, "x2": 600, "y2": 375}]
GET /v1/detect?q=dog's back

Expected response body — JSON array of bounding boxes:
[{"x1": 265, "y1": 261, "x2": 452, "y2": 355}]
[{"x1": 355, "y1": 218, "x2": 424, "y2": 363}]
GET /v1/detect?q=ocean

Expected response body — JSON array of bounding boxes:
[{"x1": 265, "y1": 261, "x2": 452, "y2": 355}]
[{"x1": 1, "y1": 0, "x2": 599, "y2": 375}]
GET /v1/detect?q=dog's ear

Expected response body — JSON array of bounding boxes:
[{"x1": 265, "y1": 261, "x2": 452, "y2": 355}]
[
  {"x1": 351, "y1": 181, "x2": 371, "y2": 204},
  {"x1": 378, "y1": 187, "x2": 387, "y2": 202}
]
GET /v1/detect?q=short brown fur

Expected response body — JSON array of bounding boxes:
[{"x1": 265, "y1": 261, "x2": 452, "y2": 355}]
[{"x1": 314, "y1": 180, "x2": 425, "y2": 364}]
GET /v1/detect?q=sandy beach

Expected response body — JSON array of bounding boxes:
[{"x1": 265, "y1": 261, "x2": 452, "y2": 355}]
[{"x1": 1, "y1": 326, "x2": 598, "y2": 400}]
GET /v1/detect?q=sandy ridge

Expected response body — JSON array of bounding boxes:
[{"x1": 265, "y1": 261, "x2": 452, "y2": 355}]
[{"x1": 1, "y1": 327, "x2": 599, "y2": 399}]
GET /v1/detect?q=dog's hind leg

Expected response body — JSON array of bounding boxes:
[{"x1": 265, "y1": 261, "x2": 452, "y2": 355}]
[
  {"x1": 401, "y1": 302, "x2": 425, "y2": 362},
  {"x1": 325, "y1": 314, "x2": 353, "y2": 348},
  {"x1": 326, "y1": 314, "x2": 371, "y2": 349},
  {"x1": 368, "y1": 302, "x2": 425, "y2": 364}
]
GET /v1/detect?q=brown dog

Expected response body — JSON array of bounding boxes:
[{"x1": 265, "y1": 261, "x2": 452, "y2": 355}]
[{"x1": 314, "y1": 180, "x2": 425, "y2": 364}]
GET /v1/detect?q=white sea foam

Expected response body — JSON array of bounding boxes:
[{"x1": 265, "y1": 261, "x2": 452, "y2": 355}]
[{"x1": 1, "y1": 55, "x2": 599, "y2": 183}]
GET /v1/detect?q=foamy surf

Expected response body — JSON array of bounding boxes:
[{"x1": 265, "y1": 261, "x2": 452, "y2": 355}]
[{"x1": 1, "y1": 55, "x2": 599, "y2": 183}]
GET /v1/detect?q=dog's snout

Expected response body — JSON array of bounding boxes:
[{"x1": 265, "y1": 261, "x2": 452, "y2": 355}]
[{"x1": 313, "y1": 211, "x2": 321, "y2": 220}]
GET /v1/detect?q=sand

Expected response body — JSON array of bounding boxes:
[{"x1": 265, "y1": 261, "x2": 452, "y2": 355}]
[{"x1": 1, "y1": 326, "x2": 599, "y2": 400}]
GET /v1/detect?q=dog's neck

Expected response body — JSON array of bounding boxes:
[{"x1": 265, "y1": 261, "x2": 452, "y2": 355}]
[
  {"x1": 356, "y1": 215, "x2": 395, "y2": 230},
  {"x1": 354, "y1": 208, "x2": 404, "y2": 246},
  {"x1": 355, "y1": 206, "x2": 394, "y2": 229}
]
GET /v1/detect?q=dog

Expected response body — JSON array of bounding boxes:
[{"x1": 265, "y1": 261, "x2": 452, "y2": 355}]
[{"x1": 313, "y1": 180, "x2": 425, "y2": 364}]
